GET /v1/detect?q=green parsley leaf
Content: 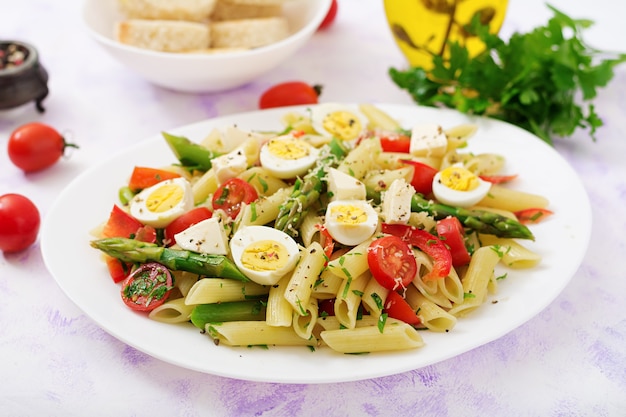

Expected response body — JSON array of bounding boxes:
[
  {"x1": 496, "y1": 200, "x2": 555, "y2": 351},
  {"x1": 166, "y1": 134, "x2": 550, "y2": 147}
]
[{"x1": 389, "y1": 5, "x2": 626, "y2": 145}]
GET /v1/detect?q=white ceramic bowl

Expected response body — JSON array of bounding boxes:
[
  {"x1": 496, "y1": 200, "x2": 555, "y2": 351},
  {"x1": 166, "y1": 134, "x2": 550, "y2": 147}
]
[{"x1": 82, "y1": 0, "x2": 331, "y2": 93}]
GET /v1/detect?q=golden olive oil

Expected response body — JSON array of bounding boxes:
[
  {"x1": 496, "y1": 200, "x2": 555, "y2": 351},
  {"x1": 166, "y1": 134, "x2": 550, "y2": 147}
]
[{"x1": 384, "y1": 0, "x2": 508, "y2": 69}]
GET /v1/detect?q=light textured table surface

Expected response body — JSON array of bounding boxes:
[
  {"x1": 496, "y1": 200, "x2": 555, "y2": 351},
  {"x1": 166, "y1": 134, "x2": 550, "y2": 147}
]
[{"x1": 2, "y1": 1, "x2": 625, "y2": 416}]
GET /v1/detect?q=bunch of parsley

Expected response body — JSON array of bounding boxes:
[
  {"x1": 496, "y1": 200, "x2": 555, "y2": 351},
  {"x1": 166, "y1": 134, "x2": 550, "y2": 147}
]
[{"x1": 389, "y1": 5, "x2": 626, "y2": 145}]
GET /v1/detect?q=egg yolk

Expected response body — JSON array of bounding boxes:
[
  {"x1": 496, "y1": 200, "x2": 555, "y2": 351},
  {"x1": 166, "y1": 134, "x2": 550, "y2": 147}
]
[
  {"x1": 241, "y1": 240, "x2": 289, "y2": 272},
  {"x1": 322, "y1": 111, "x2": 363, "y2": 141},
  {"x1": 330, "y1": 204, "x2": 369, "y2": 225},
  {"x1": 145, "y1": 184, "x2": 184, "y2": 213},
  {"x1": 439, "y1": 166, "x2": 481, "y2": 191},
  {"x1": 267, "y1": 138, "x2": 310, "y2": 160}
]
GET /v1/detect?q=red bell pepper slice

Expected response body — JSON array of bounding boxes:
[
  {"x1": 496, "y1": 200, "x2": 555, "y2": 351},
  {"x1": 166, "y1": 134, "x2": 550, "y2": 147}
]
[
  {"x1": 436, "y1": 217, "x2": 471, "y2": 267},
  {"x1": 515, "y1": 208, "x2": 554, "y2": 224},
  {"x1": 382, "y1": 223, "x2": 452, "y2": 281},
  {"x1": 400, "y1": 159, "x2": 438, "y2": 195},
  {"x1": 105, "y1": 255, "x2": 130, "y2": 283},
  {"x1": 479, "y1": 174, "x2": 518, "y2": 184},
  {"x1": 128, "y1": 166, "x2": 181, "y2": 192},
  {"x1": 384, "y1": 291, "x2": 421, "y2": 326},
  {"x1": 102, "y1": 205, "x2": 143, "y2": 239}
]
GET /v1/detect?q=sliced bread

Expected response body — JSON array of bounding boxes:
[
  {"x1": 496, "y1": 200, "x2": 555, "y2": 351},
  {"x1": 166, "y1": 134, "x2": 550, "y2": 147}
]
[
  {"x1": 116, "y1": 19, "x2": 211, "y2": 52},
  {"x1": 117, "y1": 0, "x2": 217, "y2": 22},
  {"x1": 211, "y1": 1, "x2": 282, "y2": 21},
  {"x1": 210, "y1": 17, "x2": 289, "y2": 49}
]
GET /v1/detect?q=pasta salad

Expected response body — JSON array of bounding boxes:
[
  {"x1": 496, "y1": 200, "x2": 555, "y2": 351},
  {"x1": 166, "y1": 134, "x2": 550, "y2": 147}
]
[{"x1": 90, "y1": 103, "x2": 552, "y2": 354}]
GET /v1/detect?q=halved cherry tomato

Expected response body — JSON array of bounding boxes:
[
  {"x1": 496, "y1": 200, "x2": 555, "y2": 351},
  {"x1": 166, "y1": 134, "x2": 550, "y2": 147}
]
[
  {"x1": 258, "y1": 81, "x2": 322, "y2": 109},
  {"x1": 164, "y1": 207, "x2": 213, "y2": 245},
  {"x1": 121, "y1": 262, "x2": 173, "y2": 312},
  {"x1": 515, "y1": 208, "x2": 554, "y2": 224},
  {"x1": 367, "y1": 235, "x2": 417, "y2": 290},
  {"x1": 384, "y1": 291, "x2": 421, "y2": 326},
  {"x1": 318, "y1": 0, "x2": 338, "y2": 30},
  {"x1": 102, "y1": 205, "x2": 143, "y2": 239},
  {"x1": 401, "y1": 159, "x2": 438, "y2": 195},
  {"x1": 128, "y1": 166, "x2": 181, "y2": 192},
  {"x1": 0, "y1": 193, "x2": 40, "y2": 253},
  {"x1": 8, "y1": 122, "x2": 78, "y2": 172},
  {"x1": 382, "y1": 223, "x2": 452, "y2": 281},
  {"x1": 436, "y1": 217, "x2": 471, "y2": 267},
  {"x1": 380, "y1": 134, "x2": 411, "y2": 153},
  {"x1": 212, "y1": 178, "x2": 258, "y2": 218},
  {"x1": 479, "y1": 174, "x2": 518, "y2": 184}
]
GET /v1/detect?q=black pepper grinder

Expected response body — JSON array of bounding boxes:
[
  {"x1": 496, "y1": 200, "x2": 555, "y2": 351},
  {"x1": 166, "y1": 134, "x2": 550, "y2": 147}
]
[{"x1": 0, "y1": 40, "x2": 49, "y2": 113}]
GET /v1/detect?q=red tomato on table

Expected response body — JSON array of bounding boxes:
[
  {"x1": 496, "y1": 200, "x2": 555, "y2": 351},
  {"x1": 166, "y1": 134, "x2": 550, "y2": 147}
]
[
  {"x1": 259, "y1": 82, "x2": 322, "y2": 109},
  {"x1": 212, "y1": 178, "x2": 258, "y2": 218},
  {"x1": 8, "y1": 122, "x2": 78, "y2": 172},
  {"x1": 0, "y1": 194, "x2": 40, "y2": 252},
  {"x1": 367, "y1": 235, "x2": 417, "y2": 290}
]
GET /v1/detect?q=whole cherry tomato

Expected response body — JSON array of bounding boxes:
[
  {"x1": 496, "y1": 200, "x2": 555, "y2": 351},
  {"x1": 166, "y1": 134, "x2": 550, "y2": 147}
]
[
  {"x1": 8, "y1": 122, "x2": 78, "y2": 172},
  {"x1": 259, "y1": 81, "x2": 322, "y2": 109},
  {"x1": 0, "y1": 193, "x2": 41, "y2": 253},
  {"x1": 318, "y1": 0, "x2": 338, "y2": 30}
]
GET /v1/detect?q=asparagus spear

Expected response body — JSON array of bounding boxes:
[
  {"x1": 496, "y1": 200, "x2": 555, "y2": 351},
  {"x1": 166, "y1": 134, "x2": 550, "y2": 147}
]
[
  {"x1": 190, "y1": 300, "x2": 267, "y2": 329},
  {"x1": 91, "y1": 238, "x2": 249, "y2": 281},
  {"x1": 162, "y1": 132, "x2": 220, "y2": 171},
  {"x1": 274, "y1": 138, "x2": 348, "y2": 236},
  {"x1": 367, "y1": 188, "x2": 534, "y2": 240}
]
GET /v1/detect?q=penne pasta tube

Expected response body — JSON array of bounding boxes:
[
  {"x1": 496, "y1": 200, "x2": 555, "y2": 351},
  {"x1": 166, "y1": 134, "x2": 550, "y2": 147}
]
[
  {"x1": 284, "y1": 242, "x2": 326, "y2": 316},
  {"x1": 334, "y1": 272, "x2": 370, "y2": 329},
  {"x1": 311, "y1": 269, "x2": 344, "y2": 299},
  {"x1": 320, "y1": 320, "x2": 424, "y2": 353},
  {"x1": 293, "y1": 297, "x2": 318, "y2": 340},
  {"x1": 191, "y1": 168, "x2": 218, "y2": 205},
  {"x1": 405, "y1": 286, "x2": 457, "y2": 332},
  {"x1": 361, "y1": 276, "x2": 389, "y2": 317},
  {"x1": 236, "y1": 185, "x2": 294, "y2": 228},
  {"x1": 172, "y1": 270, "x2": 200, "y2": 298},
  {"x1": 148, "y1": 298, "x2": 194, "y2": 324},
  {"x1": 205, "y1": 321, "x2": 317, "y2": 347},
  {"x1": 238, "y1": 166, "x2": 288, "y2": 197},
  {"x1": 337, "y1": 137, "x2": 382, "y2": 180},
  {"x1": 266, "y1": 274, "x2": 293, "y2": 327},
  {"x1": 479, "y1": 235, "x2": 542, "y2": 269},
  {"x1": 448, "y1": 245, "x2": 501, "y2": 316},
  {"x1": 185, "y1": 278, "x2": 269, "y2": 305},
  {"x1": 478, "y1": 185, "x2": 549, "y2": 212},
  {"x1": 326, "y1": 239, "x2": 373, "y2": 280}
]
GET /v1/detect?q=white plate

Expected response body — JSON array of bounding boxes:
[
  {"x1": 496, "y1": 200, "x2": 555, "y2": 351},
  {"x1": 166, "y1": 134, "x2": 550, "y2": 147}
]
[{"x1": 41, "y1": 104, "x2": 591, "y2": 384}]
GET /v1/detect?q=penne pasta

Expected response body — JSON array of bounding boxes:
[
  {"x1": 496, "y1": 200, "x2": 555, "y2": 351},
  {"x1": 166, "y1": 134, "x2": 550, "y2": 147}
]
[
  {"x1": 266, "y1": 274, "x2": 293, "y2": 327},
  {"x1": 148, "y1": 298, "x2": 194, "y2": 324},
  {"x1": 320, "y1": 320, "x2": 424, "y2": 353},
  {"x1": 478, "y1": 184, "x2": 549, "y2": 212},
  {"x1": 284, "y1": 242, "x2": 326, "y2": 316},
  {"x1": 185, "y1": 278, "x2": 269, "y2": 305},
  {"x1": 334, "y1": 271, "x2": 370, "y2": 329},
  {"x1": 205, "y1": 321, "x2": 317, "y2": 347}
]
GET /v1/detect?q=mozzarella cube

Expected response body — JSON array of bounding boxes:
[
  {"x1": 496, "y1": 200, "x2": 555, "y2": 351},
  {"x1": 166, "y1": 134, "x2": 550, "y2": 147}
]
[
  {"x1": 326, "y1": 168, "x2": 366, "y2": 201},
  {"x1": 212, "y1": 149, "x2": 248, "y2": 185},
  {"x1": 409, "y1": 124, "x2": 447, "y2": 157},
  {"x1": 381, "y1": 178, "x2": 414, "y2": 224},
  {"x1": 174, "y1": 217, "x2": 229, "y2": 255}
]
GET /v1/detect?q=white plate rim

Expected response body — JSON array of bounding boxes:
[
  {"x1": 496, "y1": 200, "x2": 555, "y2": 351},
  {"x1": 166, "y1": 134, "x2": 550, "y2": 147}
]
[{"x1": 41, "y1": 103, "x2": 592, "y2": 384}]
